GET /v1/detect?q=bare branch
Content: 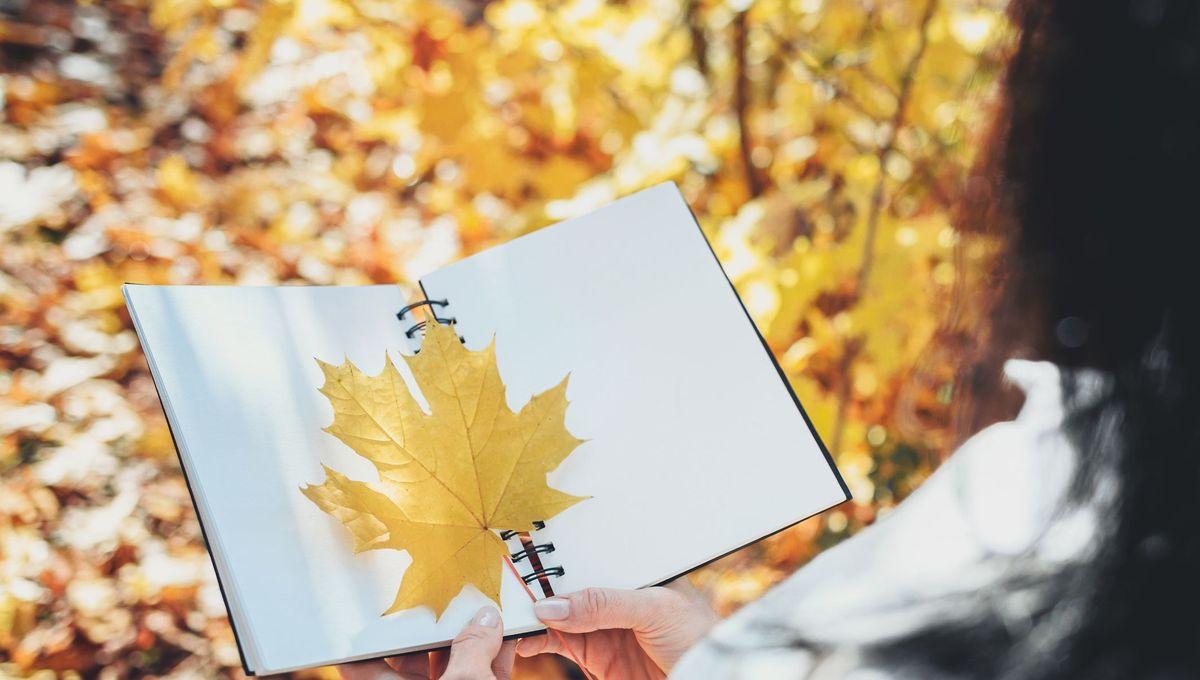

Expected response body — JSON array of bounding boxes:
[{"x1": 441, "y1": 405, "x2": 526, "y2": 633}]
[{"x1": 733, "y1": 9, "x2": 764, "y2": 198}]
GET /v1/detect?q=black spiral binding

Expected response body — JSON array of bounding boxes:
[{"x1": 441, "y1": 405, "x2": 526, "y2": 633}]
[
  {"x1": 510, "y1": 543, "x2": 555, "y2": 562},
  {"x1": 499, "y1": 521, "x2": 545, "y2": 541},
  {"x1": 519, "y1": 566, "x2": 565, "y2": 585},
  {"x1": 404, "y1": 318, "x2": 458, "y2": 339},
  {"x1": 397, "y1": 298, "x2": 464, "y2": 347},
  {"x1": 500, "y1": 521, "x2": 564, "y2": 592}
]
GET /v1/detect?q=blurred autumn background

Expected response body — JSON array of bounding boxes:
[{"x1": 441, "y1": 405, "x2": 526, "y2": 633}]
[{"x1": 1, "y1": 0, "x2": 1011, "y2": 677}]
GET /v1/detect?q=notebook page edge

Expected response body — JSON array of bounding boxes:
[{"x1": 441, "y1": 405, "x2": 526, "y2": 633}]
[
  {"x1": 666, "y1": 183, "x2": 852, "y2": 503},
  {"x1": 122, "y1": 284, "x2": 262, "y2": 675},
  {"x1": 424, "y1": 181, "x2": 680, "y2": 283}
]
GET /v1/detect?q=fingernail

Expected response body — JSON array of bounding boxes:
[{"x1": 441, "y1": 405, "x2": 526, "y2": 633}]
[
  {"x1": 473, "y1": 606, "x2": 500, "y2": 628},
  {"x1": 533, "y1": 597, "x2": 570, "y2": 621}
]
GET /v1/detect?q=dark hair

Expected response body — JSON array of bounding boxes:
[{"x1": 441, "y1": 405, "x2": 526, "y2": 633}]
[{"x1": 906, "y1": 0, "x2": 1200, "y2": 677}]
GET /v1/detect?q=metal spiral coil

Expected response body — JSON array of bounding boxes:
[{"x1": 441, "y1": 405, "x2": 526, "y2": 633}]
[
  {"x1": 397, "y1": 298, "x2": 463, "y2": 347},
  {"x1": 519, "y1": 566, "x2": 565, "y2": 584},
  {"x1": 500, "y1": 521, "x2": 563, "y2": 586}
]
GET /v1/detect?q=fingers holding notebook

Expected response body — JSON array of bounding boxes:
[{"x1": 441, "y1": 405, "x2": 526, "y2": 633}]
[
  {"x1": 517, "y1": 581, "x2": 719, "y2": 676},
  {"x1": 442, "y1": 606, "x2": 514, "y2": 680},
  {"x1": 338, "y1": 606, "x2": 514, "y2": 680}
]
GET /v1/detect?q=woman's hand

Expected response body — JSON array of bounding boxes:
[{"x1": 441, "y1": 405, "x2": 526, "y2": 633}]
[
  {"x1": 516, "y1": 580, "x2": 720, "y2": 679},
  {"x1": 338, "y1": 606, "x2": 515, "y2": 680}
]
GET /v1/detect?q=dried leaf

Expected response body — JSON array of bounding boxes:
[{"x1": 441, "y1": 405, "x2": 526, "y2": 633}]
[{"x1": 301, "y1": 322, "x2": 585, "y2": 617}]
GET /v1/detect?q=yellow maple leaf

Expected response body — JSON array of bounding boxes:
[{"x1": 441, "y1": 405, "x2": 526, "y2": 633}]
[{"x1": 300, "y1": 321, "x2": 586, "y2": 618}]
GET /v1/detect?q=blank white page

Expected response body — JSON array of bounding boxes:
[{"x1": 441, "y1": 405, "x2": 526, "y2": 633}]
[
  {"x1": 420, "y1": 182, "x2": 849, "y2": 596},
  {"x1": 124, "y1": 285, "x2": 542, "y2": 675}
]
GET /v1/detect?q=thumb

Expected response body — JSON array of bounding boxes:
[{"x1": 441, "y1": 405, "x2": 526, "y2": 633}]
[
  {"x1": 532, "y1": 588, "x2": 673, "y2": 634},
  {"x1": 442, "y1": 606, "x2": 503, "y2": 679}
]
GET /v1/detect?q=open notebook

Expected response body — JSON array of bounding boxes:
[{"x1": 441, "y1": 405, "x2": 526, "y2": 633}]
[{"x1": 124, "y1": 182, "x2": 849, "y2": 675}]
